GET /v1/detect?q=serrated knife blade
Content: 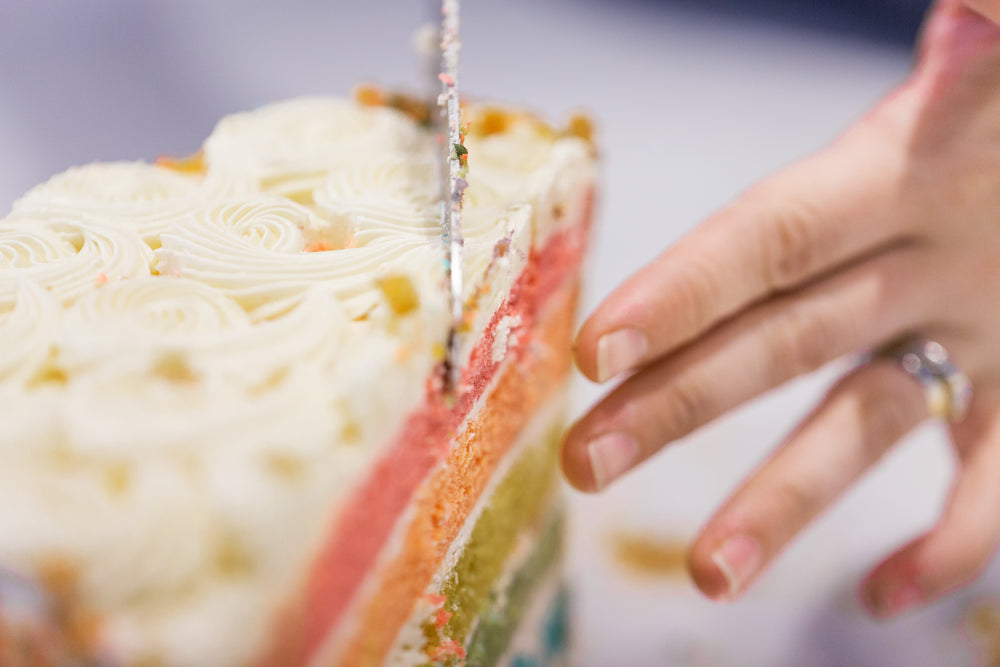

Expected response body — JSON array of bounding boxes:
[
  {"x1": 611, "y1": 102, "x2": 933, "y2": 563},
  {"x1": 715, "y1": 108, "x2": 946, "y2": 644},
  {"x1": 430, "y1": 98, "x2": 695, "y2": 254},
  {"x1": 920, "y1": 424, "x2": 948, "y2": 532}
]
[{"x1": 435, "y1": 0, "x2": 466, "y2": 392}]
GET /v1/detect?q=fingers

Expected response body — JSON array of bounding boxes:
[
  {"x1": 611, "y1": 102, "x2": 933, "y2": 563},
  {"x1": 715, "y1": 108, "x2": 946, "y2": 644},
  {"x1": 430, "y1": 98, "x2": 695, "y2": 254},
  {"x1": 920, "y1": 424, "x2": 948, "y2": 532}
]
[
  {"x1": 963, "y1": 0, "x2": 1000, "y2": 26},
  {"x1": 687, "y1": 361, "x2": 928, "y2": 601},
  {"x1": 862, "y1": 393, "x2": 1000, "y2": 617},
  {"x1": 562, "y1": 247, "x2": 930, "y2": 493},
  {"x1": 574, "y1": 125, "x2": 908, "y2": 384}
]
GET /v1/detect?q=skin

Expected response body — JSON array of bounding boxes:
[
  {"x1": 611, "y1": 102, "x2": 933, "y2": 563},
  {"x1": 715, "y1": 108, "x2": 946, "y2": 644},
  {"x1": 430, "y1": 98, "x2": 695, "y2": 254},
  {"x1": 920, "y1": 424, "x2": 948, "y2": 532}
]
[{"x1": 562, "y1": 0, "x2": 1000, "y2": 617}]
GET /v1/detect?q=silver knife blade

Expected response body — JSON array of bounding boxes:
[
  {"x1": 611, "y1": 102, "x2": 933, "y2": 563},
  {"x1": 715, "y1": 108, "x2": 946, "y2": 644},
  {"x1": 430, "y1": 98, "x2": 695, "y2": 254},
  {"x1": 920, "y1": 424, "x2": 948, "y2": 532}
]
[{"x1": 436, "y1": 0, "x2": 465, "y2": 391}]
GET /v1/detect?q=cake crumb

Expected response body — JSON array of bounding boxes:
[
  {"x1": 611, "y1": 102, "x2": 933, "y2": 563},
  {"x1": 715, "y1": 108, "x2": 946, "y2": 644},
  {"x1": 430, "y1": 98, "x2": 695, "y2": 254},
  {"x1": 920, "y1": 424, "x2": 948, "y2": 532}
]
[
  {"x1": 29, "y1": 364, "x2": 69, "y2": 387},
  {"x1": 564, "y1": 113, "x2": 595, "y2": 143},
  {"x1": 151, "y1": 352, "x2": 199, "y2": 384},
  {"x1": 377, "y1": 275, "x2": 420, "y2": 316},
  {"x1": 611, "y1": 533, "x2": 690, "y2": 580},
  {"x1": 215, "y1": 535, "x2": 255, "y2": 576},
  {"x1": 353, "y1": 83, "x2": 386, "y2": 107},
  {"x1": 264, "y1": 453, "x2": 304, "y2": 482},
  {"x1": 103, "y1": 463, "x2": 132, "y2": 496},
  {"x1": 154, "y1": 149, "x2": 205, "y2": 175},
  {"x1": 305, "y1": 240, "x2": 334, "y2": 253},
  {"x1": 340, "y1": 420, "x2": 363, "y2": 445},
  {"x1": 476, "y1": 108, "x2": 512, "y2": 137}
]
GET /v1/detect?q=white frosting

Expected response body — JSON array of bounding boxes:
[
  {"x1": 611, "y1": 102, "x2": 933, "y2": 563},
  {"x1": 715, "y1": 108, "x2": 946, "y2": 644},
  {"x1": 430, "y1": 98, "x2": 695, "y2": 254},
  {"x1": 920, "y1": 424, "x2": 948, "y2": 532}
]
[
  {"x1": 156, "y1": 196, "x2": 447, "y2": 319},
  {"x1": 0, "y1": 282, "x2": 60, "y2": 384},
  {"x1": 0, "y1": 96, "x2": 596, "y2": 667},
  {"x1": 0, "y1": 217, "x2": 154, "y2": 307},
  {"x1": 203, "y1": 98, "x2": 428, "y2": 206},
  {"x1": 8, "y1": 162, "x2": 249, "y2": 247}
]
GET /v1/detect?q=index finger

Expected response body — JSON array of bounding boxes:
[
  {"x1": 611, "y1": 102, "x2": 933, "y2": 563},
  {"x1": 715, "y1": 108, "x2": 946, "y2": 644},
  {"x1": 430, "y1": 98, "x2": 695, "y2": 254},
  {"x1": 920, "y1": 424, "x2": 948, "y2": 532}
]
[{"x1": 575, "y1": 122, "x2": 910, "y2": 383}]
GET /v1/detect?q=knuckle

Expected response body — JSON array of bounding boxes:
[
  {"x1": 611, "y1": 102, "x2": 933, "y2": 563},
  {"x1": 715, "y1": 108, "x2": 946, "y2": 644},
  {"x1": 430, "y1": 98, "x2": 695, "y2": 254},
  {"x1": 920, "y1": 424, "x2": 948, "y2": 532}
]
[
  {"x1": 759, "y1": 196, "x2": 822, "y2": 290},
  {"x1": 928, "y1": 535, "x2": 996, "y2": 594},
  {"x1": 656, "y1": 378, "x2": 710, "y2": 440},
  {"x1": 672, "y1": 255, "x2": 726, "y2": 335},
  {"x1": 847, "y1": 371, "x2": 921, "y2": 462},
  {"x1": 768, "y1": 303, "x2": 839, "y2": 379},
  {"x1": 768, "y1": 477, "x2": 823, "y2": 525}
]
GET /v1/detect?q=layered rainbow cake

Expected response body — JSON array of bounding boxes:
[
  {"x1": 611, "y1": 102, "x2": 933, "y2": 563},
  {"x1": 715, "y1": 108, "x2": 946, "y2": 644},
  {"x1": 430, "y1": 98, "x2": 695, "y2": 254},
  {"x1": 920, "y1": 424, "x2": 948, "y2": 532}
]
[{"x1": 0, "y1": 91, "x2": 596, "y2": 667}]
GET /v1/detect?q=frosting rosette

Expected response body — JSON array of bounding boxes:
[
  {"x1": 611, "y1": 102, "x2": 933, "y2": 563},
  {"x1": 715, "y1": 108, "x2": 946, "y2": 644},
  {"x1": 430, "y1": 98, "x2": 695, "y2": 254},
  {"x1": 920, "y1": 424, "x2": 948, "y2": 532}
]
[
  {"x1": 0, "y1": 282, "x2": 60, "y2": 384},
  {"x1": 203, "y1": 98, "x2": 429, "y2": 206},
  {"x1": 312, "y1": 154, "x2": 439, "y2": 244},
  {"x1": 8, "y1": 162, "x2": 249, "y2": 248},
  {"x1": 58, "y1": 278, "x2": 347, "y2": 387},
  {"x1": 0, "y1": 217, "x2": 153, "y2": 307},
  {"x1": 156, "y1": 197, "x2": 445, "y2": 318}
]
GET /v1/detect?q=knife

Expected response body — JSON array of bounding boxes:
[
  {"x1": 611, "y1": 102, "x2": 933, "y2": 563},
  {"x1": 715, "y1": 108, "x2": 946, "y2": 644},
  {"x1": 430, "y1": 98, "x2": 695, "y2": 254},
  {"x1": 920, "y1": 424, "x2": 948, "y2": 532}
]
[{"x1": 435, "y1": 0, "x2": 466, "y2": 392}]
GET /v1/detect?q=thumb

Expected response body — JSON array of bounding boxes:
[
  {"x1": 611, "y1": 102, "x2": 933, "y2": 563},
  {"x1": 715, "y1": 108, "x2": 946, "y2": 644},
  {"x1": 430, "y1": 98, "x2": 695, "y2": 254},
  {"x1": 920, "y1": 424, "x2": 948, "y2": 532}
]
[{"x1": 964, "y1": 0, "x2": 1000, "y2": 24}]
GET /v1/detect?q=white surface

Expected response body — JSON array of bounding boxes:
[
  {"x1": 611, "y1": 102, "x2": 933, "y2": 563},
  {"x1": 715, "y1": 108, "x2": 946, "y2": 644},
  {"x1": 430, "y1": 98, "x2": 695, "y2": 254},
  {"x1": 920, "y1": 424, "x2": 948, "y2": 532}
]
[{"x1": 0, "y1": 1, "x2": 993, "y2": 665}]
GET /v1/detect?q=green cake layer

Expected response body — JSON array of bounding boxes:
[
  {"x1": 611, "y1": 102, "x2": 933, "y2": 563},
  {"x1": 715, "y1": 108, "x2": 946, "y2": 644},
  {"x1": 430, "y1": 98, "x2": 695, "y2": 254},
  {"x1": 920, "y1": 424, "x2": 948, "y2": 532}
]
[
  {"x1": 420, "y1": 422, "x2": 564, "y2": 661},
  {"x1": 465, "y1": 517, "x2": 566, "y2": 667}
]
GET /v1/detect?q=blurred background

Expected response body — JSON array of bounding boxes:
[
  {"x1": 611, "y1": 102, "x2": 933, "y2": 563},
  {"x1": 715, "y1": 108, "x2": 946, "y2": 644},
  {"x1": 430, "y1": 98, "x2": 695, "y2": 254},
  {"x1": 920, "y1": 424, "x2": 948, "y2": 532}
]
[{"x1": 4, "y1": 1, "x2": 999, "y2": 665}]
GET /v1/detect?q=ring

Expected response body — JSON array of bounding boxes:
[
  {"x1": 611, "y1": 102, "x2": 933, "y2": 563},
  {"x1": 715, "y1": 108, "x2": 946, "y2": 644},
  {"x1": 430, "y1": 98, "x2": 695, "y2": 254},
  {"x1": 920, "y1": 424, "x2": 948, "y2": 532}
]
[{"x1": 876, "y1": 337, "x2": 973, "y2": 422}]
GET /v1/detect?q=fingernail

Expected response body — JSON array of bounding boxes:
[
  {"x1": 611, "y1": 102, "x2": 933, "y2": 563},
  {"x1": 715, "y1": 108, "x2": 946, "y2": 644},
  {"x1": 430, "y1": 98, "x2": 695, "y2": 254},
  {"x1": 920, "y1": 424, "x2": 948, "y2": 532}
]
[
  {"x1": 711, "y1": 535, "x2": 762, "y2": 600},
  {"x1": 586, "y1": 432, "x2": 640, "y2": 491},
  {"x1": 596, "y1": 328, "x2": 648, "y2": 383}
]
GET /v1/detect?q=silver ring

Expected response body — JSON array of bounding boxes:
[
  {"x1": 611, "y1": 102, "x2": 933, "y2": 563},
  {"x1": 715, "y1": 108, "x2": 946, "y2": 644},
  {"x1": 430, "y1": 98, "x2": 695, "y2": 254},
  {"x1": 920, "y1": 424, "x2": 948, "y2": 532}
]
[{"x1": 876, "y1": 337, "x2": 973, "y2": 422}]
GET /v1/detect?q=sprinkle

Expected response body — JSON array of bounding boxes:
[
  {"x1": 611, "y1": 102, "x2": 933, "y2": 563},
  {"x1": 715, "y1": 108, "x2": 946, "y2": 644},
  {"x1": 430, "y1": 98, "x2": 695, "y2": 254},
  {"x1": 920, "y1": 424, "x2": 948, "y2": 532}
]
[
  {"x1": 353, "y1": 83, "x2": 385, "y2": 107},
  {"x1": 424, "y1": 594, "x2": 447, "y2": 607},
  {"x1": 94, "y1": 273, "x2": 109, "y2": 285},
  {"x1": 434, "y1": 607, "x2": 452, "y2": 629},
  {"x1": 305, "y1": 240, "x2": 333, "y2": 253},
  {"x1": 154, "y1": 149, "x2": 205, "y2": 175},
  {"x1": 438, "y1": 73, "x2": 455, "y2": 86},
  {"x1": 452, "y1": 142, "x2": 469, "y2": 169},
  {"x1": 476, "y1": 108, "x2": 511, "y2": 136},
  {"x1": 565, "y1": 112, "x2": 595, "y2": 143},
  {"x1": 387, "y1": 93, "x2": 432, "y2": 126},
  {"x1": 494, "y1": 237, "x2": 511, "y2": 258},
  {"x1": 428, "y1": 640, "x2": 466, "y2": 661}
]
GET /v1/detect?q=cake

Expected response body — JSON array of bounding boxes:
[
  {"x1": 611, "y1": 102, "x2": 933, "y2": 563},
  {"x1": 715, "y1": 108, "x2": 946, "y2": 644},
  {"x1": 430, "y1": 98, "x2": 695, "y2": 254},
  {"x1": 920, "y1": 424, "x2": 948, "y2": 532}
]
[{"x1": 0, "y1": 90, "x2": 596, "y2": 667}]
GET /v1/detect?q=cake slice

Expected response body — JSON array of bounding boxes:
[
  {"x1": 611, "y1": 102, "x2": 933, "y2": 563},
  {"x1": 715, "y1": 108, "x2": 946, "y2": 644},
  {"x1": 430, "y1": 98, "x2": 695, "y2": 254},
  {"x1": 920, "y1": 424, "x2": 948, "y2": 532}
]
[{"x1": 0, "y1": 90, "x2": 597, "y2": 667}]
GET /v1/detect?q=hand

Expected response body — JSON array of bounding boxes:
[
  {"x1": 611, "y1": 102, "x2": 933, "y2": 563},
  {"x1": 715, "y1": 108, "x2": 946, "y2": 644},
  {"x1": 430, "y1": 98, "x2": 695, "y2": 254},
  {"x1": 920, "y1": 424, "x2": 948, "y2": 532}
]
[{"x1": 562, "y1": 0, "x2": 1000, "y2": 617}]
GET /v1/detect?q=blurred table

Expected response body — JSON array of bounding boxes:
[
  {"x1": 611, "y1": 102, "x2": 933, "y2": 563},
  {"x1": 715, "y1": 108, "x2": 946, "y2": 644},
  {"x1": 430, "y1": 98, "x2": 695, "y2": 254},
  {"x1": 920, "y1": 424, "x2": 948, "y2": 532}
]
[{"x1": 1, "y1": 1, "x2": 995, "y2": 665}]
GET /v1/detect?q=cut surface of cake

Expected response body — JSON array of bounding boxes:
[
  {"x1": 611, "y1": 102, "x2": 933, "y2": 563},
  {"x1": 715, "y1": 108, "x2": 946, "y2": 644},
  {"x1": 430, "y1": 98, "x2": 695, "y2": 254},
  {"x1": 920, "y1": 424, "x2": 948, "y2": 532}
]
[{"x1": 0, "y1": 91, "x2": 596, "y2": 667}]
